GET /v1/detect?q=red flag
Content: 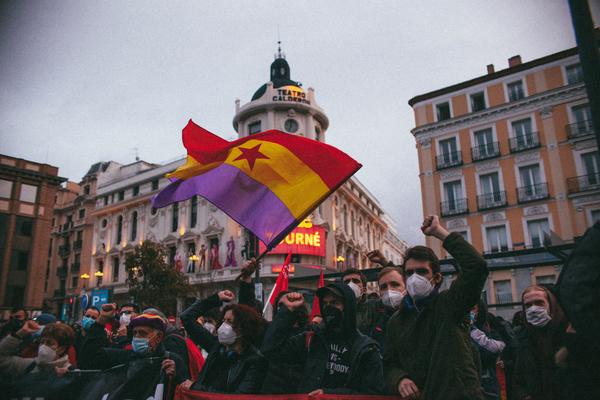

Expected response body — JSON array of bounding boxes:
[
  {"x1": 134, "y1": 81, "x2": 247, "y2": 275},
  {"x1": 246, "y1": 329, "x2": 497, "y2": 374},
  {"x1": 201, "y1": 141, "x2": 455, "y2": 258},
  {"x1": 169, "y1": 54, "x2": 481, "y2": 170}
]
[
  {"x1": 311, "y1": 270, "x2": 325, "y2": 319},
  {"x1": 263, "y1": 253, "x2": 292, "y2": 320}
]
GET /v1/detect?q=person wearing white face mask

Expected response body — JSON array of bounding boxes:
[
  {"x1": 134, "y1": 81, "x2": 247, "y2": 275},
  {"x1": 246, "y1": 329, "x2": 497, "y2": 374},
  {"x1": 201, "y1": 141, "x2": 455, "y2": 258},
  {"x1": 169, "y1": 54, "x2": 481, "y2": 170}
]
[
  {"x1": 179, "y1": 290, "x2": 267, "y2": 394},
  {"x1": 0, "y1": 320, "x2": 74, "y2": 381},
  {"x1": 384, "y1": 215, "x2": 489, "y2": 400},
  {"x1": 512, "y1": 285, "x2": 571, "y2": 400}
]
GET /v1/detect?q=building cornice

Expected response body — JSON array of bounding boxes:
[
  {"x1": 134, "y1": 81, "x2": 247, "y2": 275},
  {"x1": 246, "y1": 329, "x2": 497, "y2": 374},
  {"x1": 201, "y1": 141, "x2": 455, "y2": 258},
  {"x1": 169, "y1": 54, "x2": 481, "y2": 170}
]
[{"x1": 411, "y1": 83, "x2": 586, "y2": 141}]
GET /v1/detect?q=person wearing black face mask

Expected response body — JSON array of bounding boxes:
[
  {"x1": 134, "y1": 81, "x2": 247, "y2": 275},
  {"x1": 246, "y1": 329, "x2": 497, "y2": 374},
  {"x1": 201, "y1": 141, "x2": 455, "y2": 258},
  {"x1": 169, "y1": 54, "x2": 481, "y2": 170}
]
[{"x1": 261, "y1": 283, "x2": 384, "y2": 395}]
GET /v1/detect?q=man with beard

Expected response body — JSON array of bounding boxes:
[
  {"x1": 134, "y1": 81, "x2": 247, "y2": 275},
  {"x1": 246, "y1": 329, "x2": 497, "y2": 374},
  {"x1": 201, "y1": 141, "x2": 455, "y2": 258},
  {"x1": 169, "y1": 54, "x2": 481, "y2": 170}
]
[{"x1": 261, "y1": 283, "x2": 384, "y2": 395}]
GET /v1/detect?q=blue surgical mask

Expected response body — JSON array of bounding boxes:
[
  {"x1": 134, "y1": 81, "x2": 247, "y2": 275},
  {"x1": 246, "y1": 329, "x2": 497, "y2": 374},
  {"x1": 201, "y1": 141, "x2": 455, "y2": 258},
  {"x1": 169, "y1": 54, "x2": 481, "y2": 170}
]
[
  {"x1": 132, "y1": 337, "x2": 150, "y2": 353},
  {"x1": 82, "y1": 316, "x2": 95, "y2": 331}
]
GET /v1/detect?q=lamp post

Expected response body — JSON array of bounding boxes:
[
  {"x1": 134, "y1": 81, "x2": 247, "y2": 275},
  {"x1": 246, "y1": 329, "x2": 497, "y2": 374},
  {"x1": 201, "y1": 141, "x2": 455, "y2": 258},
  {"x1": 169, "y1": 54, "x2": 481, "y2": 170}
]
[
  {"x1": 94, "y1": 271, "x2": 104, "y2": 287},
  {"x1": 336, "y1": 256, "x2": 345, "y2": 271}
]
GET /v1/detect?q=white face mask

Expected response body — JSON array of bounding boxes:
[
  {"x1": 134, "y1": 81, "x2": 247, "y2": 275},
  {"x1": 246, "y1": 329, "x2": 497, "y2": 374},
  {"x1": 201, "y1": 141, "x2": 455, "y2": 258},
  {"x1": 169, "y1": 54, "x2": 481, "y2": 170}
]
[
  {"x1": 526, "y1": 305, "x2": 551, "y2": 327},
  {"x1": 346, "y1": 281, "x2": 362, "y2": 301},
  {"x1": 203, "y1": 322, "x2": 216, "y2": 335},
  {"x1": 381, "y1": 290, "x2": 405, "y2": 308},
  {"x1": 406, "y1": 274, "x2": 434, "y2": 300},
  {"x1": 217, "y1": 322, "x2": 237, "y2": 345},
  {"x1": 37, "y1": 344, "x2": 57, "y2": 364},
  {"x1": 119, "y1": 313, "x2": 132, "y2": 326}
]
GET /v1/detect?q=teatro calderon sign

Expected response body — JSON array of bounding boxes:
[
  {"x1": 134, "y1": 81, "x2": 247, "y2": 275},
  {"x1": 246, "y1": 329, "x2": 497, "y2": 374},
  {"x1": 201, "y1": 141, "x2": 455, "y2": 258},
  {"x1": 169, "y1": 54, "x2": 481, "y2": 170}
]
[
  {"x1": 272, "y1": 85, "x2": 311, "y2": 105},
  {"x1": 260, "y1": 219, "x2": 325, "y2": 257}
]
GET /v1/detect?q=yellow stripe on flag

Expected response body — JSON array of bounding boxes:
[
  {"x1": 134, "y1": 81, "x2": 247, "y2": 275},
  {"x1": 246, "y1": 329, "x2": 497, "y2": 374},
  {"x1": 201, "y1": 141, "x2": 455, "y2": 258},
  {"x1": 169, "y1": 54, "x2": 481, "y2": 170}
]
[
  {"x1": 224, "y1": 139, "x2": 330, "y2": 218},
  {"x1": 166, "y1": 156, "x2": 222, "y2": 180}
]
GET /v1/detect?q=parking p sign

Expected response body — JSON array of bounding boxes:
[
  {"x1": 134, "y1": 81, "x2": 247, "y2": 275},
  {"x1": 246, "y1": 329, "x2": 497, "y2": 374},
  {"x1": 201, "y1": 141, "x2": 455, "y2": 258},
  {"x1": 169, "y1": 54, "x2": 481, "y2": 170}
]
[{"x1": 91, "y1": 289, "x2": 109, "y2": 307}]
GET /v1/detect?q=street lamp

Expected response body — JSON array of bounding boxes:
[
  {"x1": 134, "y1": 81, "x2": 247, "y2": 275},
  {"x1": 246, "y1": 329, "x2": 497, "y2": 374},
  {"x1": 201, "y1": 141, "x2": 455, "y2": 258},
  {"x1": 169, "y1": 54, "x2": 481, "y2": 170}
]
[{"x1": 336, "y1": 256, "x2": 345, "y2": 270}]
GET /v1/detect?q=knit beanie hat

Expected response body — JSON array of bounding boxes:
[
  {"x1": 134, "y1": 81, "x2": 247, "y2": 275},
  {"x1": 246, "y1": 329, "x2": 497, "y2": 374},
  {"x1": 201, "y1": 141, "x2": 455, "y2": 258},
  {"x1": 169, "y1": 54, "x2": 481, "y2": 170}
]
[{"x1": 129, "y1": 313, "x2": 167, "y2": 332}]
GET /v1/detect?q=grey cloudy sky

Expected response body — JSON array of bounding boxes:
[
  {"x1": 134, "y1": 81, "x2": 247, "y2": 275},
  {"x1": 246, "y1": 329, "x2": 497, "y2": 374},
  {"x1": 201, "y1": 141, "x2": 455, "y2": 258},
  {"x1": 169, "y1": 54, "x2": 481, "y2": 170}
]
[{"x1": 1, "y1": 1, "x2": 598, "y2": 244}]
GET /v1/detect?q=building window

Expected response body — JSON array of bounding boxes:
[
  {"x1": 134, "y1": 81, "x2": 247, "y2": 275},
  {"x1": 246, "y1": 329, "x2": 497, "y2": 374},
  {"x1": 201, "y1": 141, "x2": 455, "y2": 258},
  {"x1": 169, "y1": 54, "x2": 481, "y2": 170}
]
[
  {"x1": 518, "y1": 164, "x2": 548, "y2": 201},
  {"x1": 103, "y1": 196, "x2": 108, "y2": 206},
  {"x1": 190, "y1": 197, "x2": 198, "y2": 228},
  {"x1": 168, "y1": 246, "x2": 177, "y2": 266},
  {"x1": 151, "y1": 207, "x2": 158, "y2": 216},
  {"x1": 78, "y1": 208, "x2": 85, "y2": 219},
  {"x1": 0, "y1": 179, "x2": 13, "y2": 199},
  {"x1": 581, "y1": 151, "x2": 600, "y2": 189},
  {"x1": 527, "y1": 218, "x2": 550, "y2": 247},
  {"x1": 133, "y1": 186, "x2": 140, "y2": 197},
  {"x1": 116, "y1": 215, "x2": 123, "y2": 243},
  {"x1": 566, "y1": 63, "x2": 583, "y2": 85},
  {"x1": 10, "y1": 250, "x2": 29, "y2": 271},
  {"x1": 536, "y1": 275, "x2": 556, "y2": 285},
  {"x1": 494, "y1": 280, "x2": 513, "y2": 303},
  {"x1": 19, "y1": 184, "x2": 37, "y2": 203},
  {"x1": 118, "y1": 191, "x2": 124, "y2": 201},
  {"x1": 71, "y1": 276, "x2": 79, "y2": 288},
  {"x1": 472, "y1": 128, "x2": 498, "y2": 160},
  {"x1": 15, "y1": 217, "x2": 33, "y2": 237},
  {"x1": 478, "y1": 172, "x2": 505, "y2": 209},
  {"x1": 591, "y1": 209, "x2": 600, "y2": 225},
  {"x1": 101, "y1": 218, "x2": 108, "y2": 228},
  {"x1": 112, "y1": 257, "x2": 120, "y2": 282},
  {"x1": 470, "y1": 92, "x2": 486, "y2": 112},
  {"x1": 510, "y1": 118, "x2": 539, "y2": 152},
  {"x1": 130, "y1": 211, "x2": 138, "y2": 241},
  {"x1": 437, "y1": 137, "x2": 461, "y2": 169},
  {"x1": 569, "y1": 104, "x2": 593, "y2": 138},
  {"x1": 152, "y1": 179, "x2": 159, "y2": 191},
  {"x1": 485, "y1": 225, "x2": 509, "y2": 253},
  {"x1": 284, "y1": 119, "x2": 299, "y2": 133},
  {"x1": 76, "y1": 230, "x2": 82, "y2": 241},
  {"x1": 442, "y1": 180, "x2": 467, "y2": 216},
  {"x1": 507, "y1": 80, "x2": 525, "y2": 101},
  {"x1": 172, "y1": 203, "x2": 179, "y2": 232},
  {"x1": 435, "y1": 102, "x2": 451, "y2": 121},
  {"x1": 84, "y1": 185, "x2": 90, "y2": 195},
  {"x1": 248, "y1": 121, "x2": 262, "y2": 135}
]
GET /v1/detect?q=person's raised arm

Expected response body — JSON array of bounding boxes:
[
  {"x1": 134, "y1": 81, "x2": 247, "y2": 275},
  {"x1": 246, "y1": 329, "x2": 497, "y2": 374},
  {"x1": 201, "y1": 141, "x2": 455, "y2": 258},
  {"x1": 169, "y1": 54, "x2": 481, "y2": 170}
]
[
  {"x1": 261, "y1": 292, "x2": 306, "y2": 362},
  {"x1": 180, "y1": 290, "x2": 233, "y2": 352},
  {"x1": 238, "y1": 258, "x2": 259, "y2": 308}
]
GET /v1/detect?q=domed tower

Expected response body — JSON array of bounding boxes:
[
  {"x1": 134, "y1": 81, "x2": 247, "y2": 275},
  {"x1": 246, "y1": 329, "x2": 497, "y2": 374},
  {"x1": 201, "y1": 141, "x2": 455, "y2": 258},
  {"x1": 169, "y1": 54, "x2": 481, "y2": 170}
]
[{"x1": 233, "y1": 45, "x2": 329, "y2": 141}]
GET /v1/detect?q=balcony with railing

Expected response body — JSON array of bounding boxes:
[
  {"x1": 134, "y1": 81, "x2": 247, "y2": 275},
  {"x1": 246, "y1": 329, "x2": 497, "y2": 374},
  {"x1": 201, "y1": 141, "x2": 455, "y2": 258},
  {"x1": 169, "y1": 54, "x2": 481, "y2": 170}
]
[
  {"x1": 477, "y1": 191, "x2": 508, "y2": 210},
  {"x1": 58, "y1": 244, "x2": 71, "y2": 257},
  {"x1": 567, "y1": 173, "x2": 600, "y2": 194},
  {"x1": 566, "y1": 120, "x2": 594, "y2": 140},
  {"x1": 436, "y1": 151, "x2": 463, "y2": 170},
  {"x1": 495, "y1": 292, "x2": 513, "y2": 304},
  {"x1": 471, "y1": 142, "x2": 500, "y2": 162},
  {"x1": 509, "y1": 132, "x2": 541, "y2": 153},
  {"x1": 70, "y1": 262, "x2": 80, "y2": 273},
  {"x1": 56, "y1": 267, "x2": 68, "y2": 278},
  {"x1": 73, "y1": 240, "x2": 83, "y2": 251},
  {"x1": 440, "y1": 198, "x2": 469, "y2": 217},
  {"x1": 517, "y1": 183, "x2": 549, "y2": 203}
]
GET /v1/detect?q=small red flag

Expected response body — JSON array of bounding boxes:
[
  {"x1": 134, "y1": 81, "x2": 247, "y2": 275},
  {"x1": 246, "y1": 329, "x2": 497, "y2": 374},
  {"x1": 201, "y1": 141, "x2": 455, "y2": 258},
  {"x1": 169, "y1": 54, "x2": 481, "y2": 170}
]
[
  {"x1": 262, "y1": 253, "x2": 292, "y2": 320},
  {"x1": 311, "y1": 270, "x2": 325, "y2": 319}
]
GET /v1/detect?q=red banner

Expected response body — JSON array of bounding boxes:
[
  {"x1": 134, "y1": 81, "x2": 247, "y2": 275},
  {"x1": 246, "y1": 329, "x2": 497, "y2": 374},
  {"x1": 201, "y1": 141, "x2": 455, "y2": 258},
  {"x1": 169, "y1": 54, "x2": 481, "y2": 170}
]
[
  {"x1": 260, "y1": 225, "x2": 326, "y2": 257},
  {"x1": 176, "y1": 387, "x2": 400, "y2": 400}
]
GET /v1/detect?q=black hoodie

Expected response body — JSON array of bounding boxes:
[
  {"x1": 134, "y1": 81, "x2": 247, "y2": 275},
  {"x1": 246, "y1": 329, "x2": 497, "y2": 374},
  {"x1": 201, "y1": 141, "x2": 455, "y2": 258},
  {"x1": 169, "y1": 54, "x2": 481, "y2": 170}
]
[{"x1": 261, "y1": 283, "x2": 384, "y2": 394}]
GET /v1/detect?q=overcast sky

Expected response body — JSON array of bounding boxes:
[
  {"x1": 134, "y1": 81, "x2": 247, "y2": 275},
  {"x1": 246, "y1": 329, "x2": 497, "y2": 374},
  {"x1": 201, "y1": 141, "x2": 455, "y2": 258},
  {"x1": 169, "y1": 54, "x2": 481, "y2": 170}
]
[{"x1": 1, "y1": 1, "x2": 598, "y2": 245}]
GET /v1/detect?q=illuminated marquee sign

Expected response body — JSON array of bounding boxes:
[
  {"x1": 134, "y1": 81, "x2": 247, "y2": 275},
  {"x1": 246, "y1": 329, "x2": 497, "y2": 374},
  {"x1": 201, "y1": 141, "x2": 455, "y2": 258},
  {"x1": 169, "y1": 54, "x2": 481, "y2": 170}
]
[
  {"x1": 272, "y1": 85, "x2": 311, "y2": 105},
  {"x1": 260, "y1": 220, "x2": 326, "y2": 257}
]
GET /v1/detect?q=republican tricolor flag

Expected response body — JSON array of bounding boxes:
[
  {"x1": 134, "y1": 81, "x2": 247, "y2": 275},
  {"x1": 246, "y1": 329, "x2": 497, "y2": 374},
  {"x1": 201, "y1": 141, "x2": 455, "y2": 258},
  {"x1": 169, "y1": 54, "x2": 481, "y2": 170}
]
[
  {"x1": 262, "y1": 253, "x2": 292, "y2": 321},
  {"x1": 152, "y1": 120, "x2": 361, "y2": 250}
]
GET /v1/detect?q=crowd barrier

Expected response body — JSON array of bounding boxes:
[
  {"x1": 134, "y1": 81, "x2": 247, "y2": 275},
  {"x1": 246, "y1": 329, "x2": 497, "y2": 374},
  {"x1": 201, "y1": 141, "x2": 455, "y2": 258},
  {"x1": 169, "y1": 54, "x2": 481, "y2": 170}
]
[{"x1": 175, "y1": 387, "x2": 401, "y2": 400}]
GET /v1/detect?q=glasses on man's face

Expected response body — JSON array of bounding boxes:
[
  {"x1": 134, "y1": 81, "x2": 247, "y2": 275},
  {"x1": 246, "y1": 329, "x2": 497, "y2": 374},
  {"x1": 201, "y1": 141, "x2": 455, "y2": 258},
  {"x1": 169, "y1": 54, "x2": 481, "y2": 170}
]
[
  {"x1": 404, "y1": 268, "x2": 430, "y2": 277},
  {"x1": 343, "y1": 278, "x2": 361, "y2": 285}
]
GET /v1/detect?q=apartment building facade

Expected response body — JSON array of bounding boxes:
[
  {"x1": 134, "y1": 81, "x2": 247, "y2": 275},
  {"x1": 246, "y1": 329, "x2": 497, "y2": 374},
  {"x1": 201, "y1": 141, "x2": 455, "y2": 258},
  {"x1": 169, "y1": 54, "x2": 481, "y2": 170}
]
[
  {"x1": 409, "y1": 47, "x2": 598, "y2": 318},
  {"x1": 0, "y1": 155, "x2": 66, "y2": 318}
]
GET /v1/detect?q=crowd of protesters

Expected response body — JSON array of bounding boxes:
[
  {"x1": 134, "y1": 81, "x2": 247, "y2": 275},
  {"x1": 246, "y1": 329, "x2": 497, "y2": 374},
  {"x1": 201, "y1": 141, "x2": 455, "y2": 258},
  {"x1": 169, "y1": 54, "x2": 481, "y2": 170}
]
[{"x1": 0, "y1": 215, "x2": 597, "y2": 399}]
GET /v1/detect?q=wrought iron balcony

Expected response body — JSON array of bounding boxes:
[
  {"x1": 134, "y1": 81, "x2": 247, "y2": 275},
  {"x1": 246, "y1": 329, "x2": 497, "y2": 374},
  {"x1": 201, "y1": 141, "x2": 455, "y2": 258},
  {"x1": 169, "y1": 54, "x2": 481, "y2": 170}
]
[
  {"x1": 70, "y1": 262, "x2": 80, "y2": 273},
  {"x1": 509, "y1": 132, "x2": 541, "y2": 153},
  {"x1": 440, "y1": 198, "x2": 469, "y2": 217},
  {"x1": 471, "y1": 142, "x2": 500, "y2": 162},
  {"x1": 436, "y1": 151, "x2": 463, "y2": 170},
  {"x1": 58, "y1": 244, "x2": 70, "y2": 257},
  {"x1": 567, "y1": 173, "x2": 600, "y2": 194},
  {"x1": 56, "y1": 267, "x2": 68, "y2": 278},
  {"x1": 477, "y1": 191, "x2": 508, "y2": 210},
  {"x1": 495, "y1": 292, "x2": 513, "y2": 304},
  {"x1": 517, "y1": 183, "x2": 549, "y2": 203},
  {"x1": 566, "y1": 120, "x2": 594, "y2": 139}
]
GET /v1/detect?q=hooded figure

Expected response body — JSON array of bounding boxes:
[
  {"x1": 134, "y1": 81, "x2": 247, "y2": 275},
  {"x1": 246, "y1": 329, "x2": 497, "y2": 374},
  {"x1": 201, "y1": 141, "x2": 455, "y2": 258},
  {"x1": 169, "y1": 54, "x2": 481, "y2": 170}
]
[
  {"x1": 512, "y1": 285, "x2": 570, "y2": 400},
  {"x1": 261, "y1": 283, "x2": 384, "y2": 395}
]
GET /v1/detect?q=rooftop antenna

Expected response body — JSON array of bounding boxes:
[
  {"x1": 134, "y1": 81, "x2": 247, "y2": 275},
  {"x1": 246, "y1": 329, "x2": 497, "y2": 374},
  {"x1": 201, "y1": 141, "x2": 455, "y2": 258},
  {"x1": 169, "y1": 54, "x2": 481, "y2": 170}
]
[{"x1": 131, "y1": 147, "x2": 140, "y2": 162}]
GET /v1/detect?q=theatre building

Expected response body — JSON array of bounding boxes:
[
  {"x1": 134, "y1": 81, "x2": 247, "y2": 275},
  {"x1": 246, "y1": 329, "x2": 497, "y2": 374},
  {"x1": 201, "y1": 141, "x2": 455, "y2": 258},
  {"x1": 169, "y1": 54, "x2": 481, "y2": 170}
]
[
  {"x1": 51, "y1": 48, "x2": 406, "y2": 312},
  {"x1": 409, "y1": 44, "x2": 598, "y2": 318}
]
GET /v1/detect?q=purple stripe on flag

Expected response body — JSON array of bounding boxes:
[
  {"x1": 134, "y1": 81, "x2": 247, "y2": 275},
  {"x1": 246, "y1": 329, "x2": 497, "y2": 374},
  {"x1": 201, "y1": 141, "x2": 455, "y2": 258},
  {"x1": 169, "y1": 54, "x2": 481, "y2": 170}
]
[{"x1": 152, "y1": 164, "x2": 297, "y2": 246}]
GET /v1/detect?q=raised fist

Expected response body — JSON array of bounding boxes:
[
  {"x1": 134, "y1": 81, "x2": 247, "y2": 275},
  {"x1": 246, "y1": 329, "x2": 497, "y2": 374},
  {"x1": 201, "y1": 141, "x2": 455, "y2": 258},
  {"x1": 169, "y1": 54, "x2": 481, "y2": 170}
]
[
  {"x1": 367, "y1": 249, "x2": 389, "y2": 266},
  {"x1": 218, "y1": 290, "x2": 235, "y2": 303},
  {"x1": 282, "y1": 292, "x2": 304, "y2": 311},
  {"x1": 16, "y1": 320, "x2": 40, "y2": 338},
  {"x1": 421, "y1": 215, "x2": 449, "y2": 241},
  {"x1": 240, "y1": 258, "x2": 258, "y2": 283}
]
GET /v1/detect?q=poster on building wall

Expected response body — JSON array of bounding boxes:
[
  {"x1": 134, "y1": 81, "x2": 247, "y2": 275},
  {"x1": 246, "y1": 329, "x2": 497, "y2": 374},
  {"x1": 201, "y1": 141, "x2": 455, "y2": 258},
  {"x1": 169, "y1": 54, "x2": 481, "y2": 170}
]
[{"x1": 259, "y1": 223, "x2": 326, "y2": 257}]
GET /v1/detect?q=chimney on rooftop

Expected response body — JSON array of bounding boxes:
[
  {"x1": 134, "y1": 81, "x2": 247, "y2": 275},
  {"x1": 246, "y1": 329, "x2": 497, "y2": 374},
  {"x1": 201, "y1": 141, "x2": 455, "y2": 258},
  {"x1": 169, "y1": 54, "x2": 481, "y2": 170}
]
[
  {"x1": 508, "y1": 55, "x2": 522, "y2": 68},
  {"x1": 487, "y1": 64, "x2": 495, "y2": 74}
]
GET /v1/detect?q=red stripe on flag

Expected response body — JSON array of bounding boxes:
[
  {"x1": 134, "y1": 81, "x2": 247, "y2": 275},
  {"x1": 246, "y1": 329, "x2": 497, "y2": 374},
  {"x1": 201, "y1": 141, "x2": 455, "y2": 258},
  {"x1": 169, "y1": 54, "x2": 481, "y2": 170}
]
[{"x1": 268, "y1": 253, "x2": 291, "y2": 306}]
